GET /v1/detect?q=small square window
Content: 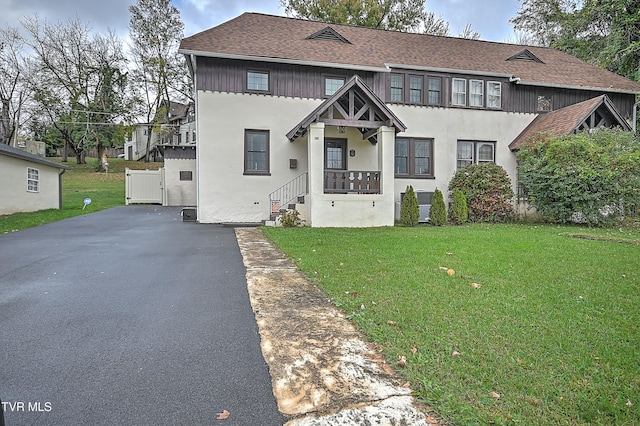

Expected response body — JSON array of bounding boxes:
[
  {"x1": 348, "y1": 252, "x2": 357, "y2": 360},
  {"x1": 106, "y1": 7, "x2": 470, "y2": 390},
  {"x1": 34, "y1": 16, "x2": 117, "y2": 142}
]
[
  {"x1": 538, "y1": 95, "x2": 553, "y2": 111},
  {"x1": 325, "y1": 77, "x2": 345, "y2": 96},
  {"x1": 247, "y1": 71, "x2": 269, "y2": 92}
]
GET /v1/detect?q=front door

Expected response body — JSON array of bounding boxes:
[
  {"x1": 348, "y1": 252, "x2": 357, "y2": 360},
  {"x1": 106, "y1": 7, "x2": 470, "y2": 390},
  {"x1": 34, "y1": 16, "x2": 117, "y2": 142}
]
[{"x1": 324, "y1": 138, "x2": 347, "y2": 170}]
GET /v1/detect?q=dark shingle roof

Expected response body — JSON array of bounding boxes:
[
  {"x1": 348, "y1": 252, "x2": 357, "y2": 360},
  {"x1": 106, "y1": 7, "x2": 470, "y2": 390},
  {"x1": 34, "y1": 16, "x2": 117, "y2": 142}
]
[
  {"x1": 180, "y1": 13, "x2": 640, "y2": 94},
  {"x1": 0, "y1": 143, "x2": 69, "y2": 170}
]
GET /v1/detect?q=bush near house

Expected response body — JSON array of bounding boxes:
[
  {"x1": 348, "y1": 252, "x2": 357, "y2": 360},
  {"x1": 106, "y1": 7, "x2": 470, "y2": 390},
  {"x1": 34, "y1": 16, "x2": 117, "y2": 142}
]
[
  {"x1": 398, "y1": 185, "x2": 420, "y2": 226},
  {"x1": 516, "y1": 128, "x2": 640, "y2": 226},
  {"x1": 449, "y1": 188, "x2": 468, "y2": 225},
  {"x1": 429, "y1": 188, "x2": 447, "y2": 226},
  {"x1": 449, "y1": 163, "x2": 514, "y2": 223}
]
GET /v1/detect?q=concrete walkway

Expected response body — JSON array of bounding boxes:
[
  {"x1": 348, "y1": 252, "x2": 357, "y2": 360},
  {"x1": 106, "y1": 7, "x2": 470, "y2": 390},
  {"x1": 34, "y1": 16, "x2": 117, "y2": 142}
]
[{"x1": 235, "y1": 228, "x2": 438, "y2": 425}]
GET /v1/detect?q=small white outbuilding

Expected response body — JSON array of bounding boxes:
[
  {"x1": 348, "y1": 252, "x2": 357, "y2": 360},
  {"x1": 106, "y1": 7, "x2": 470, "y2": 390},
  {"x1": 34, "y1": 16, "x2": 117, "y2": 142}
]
[{"x1": 0, "y1": 143, "x2": 69, "y2": 215}]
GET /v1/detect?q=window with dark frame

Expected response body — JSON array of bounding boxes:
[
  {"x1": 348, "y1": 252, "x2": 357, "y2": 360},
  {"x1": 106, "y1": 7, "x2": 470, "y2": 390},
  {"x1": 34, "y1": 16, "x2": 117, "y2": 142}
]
[
  {"x1": 247, "y1": 70, "x2": 269, "y2": 92},
  {"x1": 428, "y1": 77, "x2": 441, "y2": 105},
  {"x1": 325, "y1": 77, "x2": 345, "y2": 96},
  {"x1": 394, "y1": 138, "x2": 434, "y2": 178},
  {"x1": 457, "y1": 140, "x2": 495, "y2": 169},
  {"x1": 390, "y1": 74, "x2": 404, "y2": 102},
  {"x1": 409, "y1": 75, "x2": 423, "y2": 103},
  {"x1": 244, "y1": 130, "x2": 270, "y2": 175}
]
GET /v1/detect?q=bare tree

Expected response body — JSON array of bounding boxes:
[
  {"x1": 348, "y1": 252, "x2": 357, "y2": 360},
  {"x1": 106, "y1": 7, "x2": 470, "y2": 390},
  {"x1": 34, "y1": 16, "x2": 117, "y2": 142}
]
[
  {"x1": 21, "y1": 16, "x2": 128, "y2": 163},
  {"x1": 0, "y1": 26, "x2": 29, "y2": 146},
  {"x1": 128, "y1": 0, "x2": 190, "y2": 162}
]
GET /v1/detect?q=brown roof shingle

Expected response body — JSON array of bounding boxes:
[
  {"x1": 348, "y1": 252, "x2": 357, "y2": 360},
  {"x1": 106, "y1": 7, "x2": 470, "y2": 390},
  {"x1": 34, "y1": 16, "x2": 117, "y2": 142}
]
[{"x1": 180, "y1": 13, "x2": 640, "y2": 94}]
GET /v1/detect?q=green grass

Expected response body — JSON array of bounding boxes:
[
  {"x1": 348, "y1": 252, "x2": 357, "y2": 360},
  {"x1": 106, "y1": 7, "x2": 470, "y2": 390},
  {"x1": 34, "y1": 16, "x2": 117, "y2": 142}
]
[
  {"x1": 262, "y1": 224, "x2": 640, "y2": 425},
  {"x1": 0, "y1": 157, "x2": 163, "y2": 233}
]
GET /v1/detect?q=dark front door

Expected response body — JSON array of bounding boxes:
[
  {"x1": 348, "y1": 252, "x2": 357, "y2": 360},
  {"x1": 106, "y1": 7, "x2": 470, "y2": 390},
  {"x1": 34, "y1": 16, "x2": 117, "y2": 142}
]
[{"x1": 325, "y1": 138, "x2": 347, "y2": 170}]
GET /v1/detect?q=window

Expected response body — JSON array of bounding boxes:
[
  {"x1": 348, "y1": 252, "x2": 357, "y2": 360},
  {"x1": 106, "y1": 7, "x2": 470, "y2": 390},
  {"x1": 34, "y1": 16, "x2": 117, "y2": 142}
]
[
  {"x1": 391, "y1": 74, "x2": 404, "y2": 102},
  {"x1": 457, "y1": 141, "x2": 495, "y2": 169},
  {"x1": 395, "y1": 138, "x2": 434, "y2": 178},
  {"x1": 325, "y1": 139, "x2": 347, "y2": 170},
  {"x1": 247, "y1": 71, "x2": 269, "y2": 92},
  {"x1": 538, "y1": 95, "x2": 553, "y2": 111},
  {"x1": 27, "y1": 167, "x2": 39, "y2": 192},
  {"x1": 470, "y1": 80, "x2": 484, "y2": 107},
  {"x1": 452, "y1": 78, "x2": 466, "y2": 106},
  {"x1": 192, "y1": 131, "x2": 196, "y2": 142},
  {"x1": 428, "y1": 77, "x2": 441, "y2": 105},
  {"x1": 487, "y1": 82, "x2": 502, "y2": 109},
  {"x1": 244, "y1": 130, "x2": 270, "y2": 175},
  {"x1": 325, "y1": 77, "x2": 345, "y2": 96},
  {"x1": 409, "y1": 75, "x2": 423, "y2": 103}
]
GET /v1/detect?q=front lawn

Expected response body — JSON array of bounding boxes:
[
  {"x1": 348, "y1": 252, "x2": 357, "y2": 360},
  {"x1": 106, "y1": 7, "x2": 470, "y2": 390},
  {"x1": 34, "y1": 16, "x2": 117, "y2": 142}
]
[{"x1": 262, "y1": 224, "x2": 640, "y2": 425}]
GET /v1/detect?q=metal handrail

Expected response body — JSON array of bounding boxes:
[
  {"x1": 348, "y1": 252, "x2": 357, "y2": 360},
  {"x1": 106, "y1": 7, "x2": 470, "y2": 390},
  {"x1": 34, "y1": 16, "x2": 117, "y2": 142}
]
[{"x1": 268, "y1": 173, "x2": 308, "y2": 219}]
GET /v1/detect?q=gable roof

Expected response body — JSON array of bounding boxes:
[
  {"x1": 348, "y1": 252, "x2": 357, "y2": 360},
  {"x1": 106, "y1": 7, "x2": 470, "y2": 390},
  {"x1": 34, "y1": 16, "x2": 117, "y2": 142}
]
[
  {"x1": 509, "y1": 95, "x2": 632, "y2": 150},
  {"x1": 180, "y1": 13, "x2": 640, "y2": 94},
  {"x1": 0, "y1": 143, "x2": 70, "y2": 170},
  {"x1": 286, "y1": 75, "x2": 406, "y2": 143}
]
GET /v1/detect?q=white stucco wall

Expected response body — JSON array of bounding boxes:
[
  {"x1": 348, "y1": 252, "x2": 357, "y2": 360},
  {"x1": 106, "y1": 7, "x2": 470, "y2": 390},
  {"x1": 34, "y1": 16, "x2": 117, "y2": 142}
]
[
  {"x1": 164, "y1": 159, "x2": 197, "y2": 206},
  {"x1": 197, "y1": 91, "x2": 319, "y2": 223},
  {"x1": 196, "y1": 90, "x2": 537, "y2": 225},
  {"x1": 389, "y1": 105, "x2": 536, "y2": 206},
  {"x1": 0, "y1": 155, "x2": 62, "y2": 215}
]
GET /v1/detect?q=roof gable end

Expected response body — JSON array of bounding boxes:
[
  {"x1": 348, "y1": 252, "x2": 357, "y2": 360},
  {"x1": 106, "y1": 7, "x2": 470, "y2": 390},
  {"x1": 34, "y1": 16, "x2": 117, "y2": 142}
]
[
  {"x1": 305, "y1": 26, "x2": 351, "y2": 44},
  {"x1": 507, "y1": 48, "x2": 544, "y2": 64}
]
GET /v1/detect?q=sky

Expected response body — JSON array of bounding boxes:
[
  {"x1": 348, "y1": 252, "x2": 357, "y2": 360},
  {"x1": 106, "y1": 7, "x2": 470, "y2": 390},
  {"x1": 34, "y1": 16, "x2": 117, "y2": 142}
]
[{"x1": 0, "y1": 0, "x2": 522, "y2": 43}]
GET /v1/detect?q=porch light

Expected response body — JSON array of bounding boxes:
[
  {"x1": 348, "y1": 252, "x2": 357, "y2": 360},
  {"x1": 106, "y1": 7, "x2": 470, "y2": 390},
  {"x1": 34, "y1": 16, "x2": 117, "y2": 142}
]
[{"x1": 349, "y1": 149, "x2": 356, "y2": 157}]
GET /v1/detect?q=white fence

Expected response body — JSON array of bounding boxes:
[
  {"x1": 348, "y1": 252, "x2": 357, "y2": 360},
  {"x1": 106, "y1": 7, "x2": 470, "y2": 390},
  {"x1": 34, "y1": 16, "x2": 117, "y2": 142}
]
[{"x1": 125, "y1": 168, "x2": 166, "y2": 205}]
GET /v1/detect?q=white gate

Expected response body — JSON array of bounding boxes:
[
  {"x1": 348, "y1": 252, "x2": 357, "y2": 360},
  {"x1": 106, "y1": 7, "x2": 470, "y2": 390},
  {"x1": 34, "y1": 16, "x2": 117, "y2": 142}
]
[{"x1": 125, "y1": 168, "x2": 166, "y2": 205}]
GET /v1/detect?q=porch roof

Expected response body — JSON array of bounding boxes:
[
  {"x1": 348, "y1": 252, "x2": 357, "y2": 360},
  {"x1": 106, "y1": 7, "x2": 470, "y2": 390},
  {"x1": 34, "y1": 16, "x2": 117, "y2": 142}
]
[
  {"x1": 286, "y1": 75, "x2": 407, "y2": 143},
  {"x1": 509, "y1": 95, "x2": 632, "y2": 150}
]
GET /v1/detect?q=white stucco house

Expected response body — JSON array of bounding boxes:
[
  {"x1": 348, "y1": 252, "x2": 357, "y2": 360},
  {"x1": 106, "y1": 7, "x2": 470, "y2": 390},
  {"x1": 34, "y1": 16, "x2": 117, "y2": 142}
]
[
  {"x1": 0, "y1": 143, "x2": 70, "y2": 215},
  {"x1": 179, "y1": 13, "x2": 640, "y2": 227}
]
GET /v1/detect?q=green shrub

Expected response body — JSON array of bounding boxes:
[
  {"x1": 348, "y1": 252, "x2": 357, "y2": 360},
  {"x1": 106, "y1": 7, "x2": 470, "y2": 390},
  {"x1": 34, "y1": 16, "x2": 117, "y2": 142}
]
[
  {"x1": 516, "y1": 128, "x2": 640, "y2": 226},
  {"x1": 399, "y1": 185, "x2": 420, "y2": 226},
  {"x1": 280, "y1": 209, "x2": 301, "y2": 227},
  {"x1": 429, "y1": 188, "x2": 447, "y2": 226},
  {"x1": 449, "y1": 163, "x2": 514, "y2": 223},
  {"x1": 449, "y1": 188, "x2": 468, "y2": 225}
]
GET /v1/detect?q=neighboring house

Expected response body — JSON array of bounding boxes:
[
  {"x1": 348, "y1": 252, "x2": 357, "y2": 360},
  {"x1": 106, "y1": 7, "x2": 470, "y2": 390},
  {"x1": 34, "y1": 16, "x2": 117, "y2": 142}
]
[
  {"x1": 125, "y1": 124, "x2": 161, "y2": 161},
  {"x1": 179, "y1": 13, "x2": 640, "y2": 227},
  {"x1": 0, "y1": 143, "x2": 70, "y2": 215}
]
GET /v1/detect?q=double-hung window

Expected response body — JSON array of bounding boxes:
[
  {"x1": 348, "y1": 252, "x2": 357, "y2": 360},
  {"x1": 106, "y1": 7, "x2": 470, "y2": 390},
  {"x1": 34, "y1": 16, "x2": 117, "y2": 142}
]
[
  {"x1": 487, "y1": 82, "x2": 502, "y2": 109},
  {"x1": 244, "y1": 130, "x2": 270, "y2": 175},
  {"x1": 27, "y1": 167, "x2": 39, "y2": 192},
  {"x1": 452, "y1": 78, "x2": 466, "y2": 106},
  {"x1": 395, "y1": 138, "x2": 434, "y2": 178},
  {"x1": 469, "y1": 80, "x2": 484, "y2": 107},
  {"x1": 325, "y1": 77, "x2": 345, "y2": 96},
  {"x1": 247, "y1": 70, "x2": 269, "y2": 92},
  {"x1": 409, "y1": 75, "x2": 423, "y2": 103},
  {"x1": 390, "y1": 74, "x2": 404, "y2": 102},
  {"x1": 457, "y1": 141, "x2": 495, "y2": 169},
  {"x1": 428, "y1": 77, "x2": 441, "y2": 105}
]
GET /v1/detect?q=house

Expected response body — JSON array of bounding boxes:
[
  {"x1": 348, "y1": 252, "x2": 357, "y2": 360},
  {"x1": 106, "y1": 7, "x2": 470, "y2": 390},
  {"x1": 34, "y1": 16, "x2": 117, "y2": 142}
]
[
  {"x1": 179, "y1": 13, "x2": 640, "y2": 227},
  {"x1": 0, "y1": 143, "x2": 70, "y2": 215}
]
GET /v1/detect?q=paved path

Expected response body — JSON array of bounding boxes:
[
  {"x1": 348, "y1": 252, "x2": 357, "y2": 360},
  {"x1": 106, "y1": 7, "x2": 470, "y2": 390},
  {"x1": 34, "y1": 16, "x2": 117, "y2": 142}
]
[{"x1": 0, "y1": 206, "x2": 284, "y2": 425}]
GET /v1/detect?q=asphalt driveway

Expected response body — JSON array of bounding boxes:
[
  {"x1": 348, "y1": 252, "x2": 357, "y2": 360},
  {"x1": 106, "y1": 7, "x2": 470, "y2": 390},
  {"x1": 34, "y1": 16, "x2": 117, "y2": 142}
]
[{"x1": 0, "y1": 206, "x2": 285, "y2": 425}]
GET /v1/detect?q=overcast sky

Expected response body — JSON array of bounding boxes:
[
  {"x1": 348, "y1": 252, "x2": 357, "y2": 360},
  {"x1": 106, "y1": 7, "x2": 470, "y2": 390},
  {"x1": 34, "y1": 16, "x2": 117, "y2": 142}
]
[{"x1": 0, "y1": 0, "x2": 522, "y2": 43}]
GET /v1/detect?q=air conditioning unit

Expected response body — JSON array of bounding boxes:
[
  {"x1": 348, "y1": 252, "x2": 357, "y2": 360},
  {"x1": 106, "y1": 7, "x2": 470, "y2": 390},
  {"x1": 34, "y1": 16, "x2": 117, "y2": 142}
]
[{"x1": 397, "y1": 191, "x2": 434, "y2": 223}]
